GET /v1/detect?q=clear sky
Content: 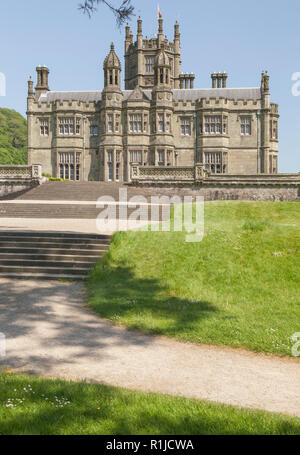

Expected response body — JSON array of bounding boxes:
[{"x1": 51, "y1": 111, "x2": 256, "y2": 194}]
[{"x1": 0, "y1": 0, "x2": 299, "y2": 172}]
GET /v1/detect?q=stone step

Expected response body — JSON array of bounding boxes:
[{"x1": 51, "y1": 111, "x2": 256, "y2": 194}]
[
  {"x1": 0, "y1": 204, "x2": 164, "y2": 220},
  {"x1": 0, "y1": 265, "x2": 90, "y2": 275},
  {"x1": 0, "y1": 247, "x2": 106, "y2": 256},
  {"x1": 0, "y1": 241, "x2": 108, "y2": 250},
  {"x1": 0, "y1": 237, "x2": 111, "y2": 246},
  {"x1": 0, "y1": 259, "x2": 96, "y2": 268},
  {"x1": 0, "y1": 228, "x2": 111, "y2": 280},
  {"x1": 0, "y1": 272, "x2": 87, "y2": 280},
  {"x1": 0, "y1": 232, "x2": 110, "y2": 240},
  {"x1": 0, "y1": 253, "x2": 100, "y2": 262}
]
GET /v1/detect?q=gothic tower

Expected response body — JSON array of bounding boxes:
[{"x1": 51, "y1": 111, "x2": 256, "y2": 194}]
[
  {"x1": 150, "y1": 46, "x2": 175, "y2": 166},
  {"x1": 101, "y1": 43, "x2": 124, "y2": 181},
  {"x1": 124, "y1": 16, "x2": 182, "y2": 90}
]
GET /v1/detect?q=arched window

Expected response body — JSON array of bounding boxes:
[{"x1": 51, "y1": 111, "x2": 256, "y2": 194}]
[{"x1": 109, "y1": 71, "x2": 113, "y2": 85}]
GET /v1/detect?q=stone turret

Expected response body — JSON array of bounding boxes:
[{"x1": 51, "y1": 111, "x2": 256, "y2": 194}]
[
  {"x1": 154, "y1": 46, "x2": 171, "y2": 88},
  {"x1": 103, "y1": 43, "x2": 121, "y2": 90}
]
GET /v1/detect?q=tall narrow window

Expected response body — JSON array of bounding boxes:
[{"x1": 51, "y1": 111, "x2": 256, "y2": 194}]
[
  {"x1": 76, "y1": 118, "x2": 81, "y2": 134},
  {"x1": 240, "y1": 117, "x2": 251, "y2": 135},
  {"x1": 58, "y1": 152, "x2": 80, "y2": 181},
  {"x1": 204, "y1": 152, "x2": 223, "y2": 174},
  {"x1": 90, "y1": 119, "x2": 98, "y2": 136},
  {"x1": 166, "y1": 114, "x2": 171, "y2": 133},
  {"x1": 108, "y1": 114, "x2": 113, "y2": 133},
  {"x1": 129, "y1": 114, "x2": 142, "y2": 133},
  {"x1": 158, "y1": 114, "x2": 164, "y2": 132},
  {"x1": 145, "y1": 56, "x2": 154, "y2": 73},
  {"x1": 129, "y1": 150, "x2": 142, "y2": 164},
  {"x1": 270, "y1": 120, "x2": 278, "y2": 139},
  {"x1": 181, "y1": 118, "x2": 191, "y2": 136},
  {"x1": 158, "y1": 150, "x2": 165, "y2": 166},
  {"x1": 116, "y1": 163, "x2": 120, "y2": 181},
  {"x1": 115, "y1": 114, "x2": 120, "y2": 133},
  {"x1": 107, "y1": 150, "x2": 113, "y2": 181},
  {"x1": 40, "y1": 119, "x2": 49, "y2": 136}
]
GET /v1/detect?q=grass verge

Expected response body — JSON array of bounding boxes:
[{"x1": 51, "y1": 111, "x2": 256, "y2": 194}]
[
  {"x1": 88, "y1": 201, "x2": 300, "y2": 356},
  {"x1": 1, "y1": 372, "x2": 300, "y2": 435}
]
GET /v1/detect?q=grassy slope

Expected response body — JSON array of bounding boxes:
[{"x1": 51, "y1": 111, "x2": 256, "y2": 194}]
[
  {"x1": 88, "y1": 201, "x2": 300, "y2": 356},
  {"x1": 0, "y1": 108, "x2": 27, "y2": 164},
  {"x1": 0, "y1": 373, "x2": 300, "y2": 435}
]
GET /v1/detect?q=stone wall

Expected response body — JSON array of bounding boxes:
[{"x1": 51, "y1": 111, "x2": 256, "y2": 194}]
[
  {"x1": 130, "y1": 165, "x2": 300, "y2": 201},
  {"x1": 129, "y1": 185, "x2": 299, "y2": 202}
]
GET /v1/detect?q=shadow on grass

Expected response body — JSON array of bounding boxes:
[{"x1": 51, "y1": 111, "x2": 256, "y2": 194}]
[
  {"x1": 1, "y1": 375, "x2": 300, "y2": 435},
  {"x1": 88, "y1": 261, "x2": 219, "y2": 338}
]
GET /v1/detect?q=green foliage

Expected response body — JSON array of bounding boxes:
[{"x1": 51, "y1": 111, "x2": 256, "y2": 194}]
[
  {"x1": 0, "y1": 108, "x2": 27, "y2": 165},
  {"x1": 1, "y1": 373, "x2": 300, "y2": 435},
  {"x1": 88, "y1": 202, "x2": 300, "y2": 356}
]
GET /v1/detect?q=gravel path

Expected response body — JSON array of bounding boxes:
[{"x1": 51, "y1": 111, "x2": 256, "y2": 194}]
[{"x1": 1, "y1": 278, "x2": 299, "y2": 418}]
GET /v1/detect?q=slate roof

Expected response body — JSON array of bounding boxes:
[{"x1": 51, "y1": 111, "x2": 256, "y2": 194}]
[
  {"x1": 172, "y1": 88, "x2": 261, "y2": 102},
  {"x1": 39, "y1": 87, "x2": 261, "y2": 104}
]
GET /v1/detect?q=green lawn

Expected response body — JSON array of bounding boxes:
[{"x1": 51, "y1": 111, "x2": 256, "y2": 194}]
[
  {"x1": 88, "y1": 201, "x2": 300, "y2": 356},
  {"x1": 1, "y1": 372, "x2": 300, "y2": 435}
]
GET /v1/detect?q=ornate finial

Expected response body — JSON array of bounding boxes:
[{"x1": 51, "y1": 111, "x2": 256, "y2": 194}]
[{"x1": 110, "y1": 42, "x2": 114, "y2": 51}]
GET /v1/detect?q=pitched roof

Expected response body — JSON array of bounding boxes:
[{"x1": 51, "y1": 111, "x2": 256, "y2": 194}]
[
  {"x1": 172, "y1": 88, "x2": 261, "y2": 102},
  {"x1": 39, "y1": 87, "x2": 261, "y2": 104}
]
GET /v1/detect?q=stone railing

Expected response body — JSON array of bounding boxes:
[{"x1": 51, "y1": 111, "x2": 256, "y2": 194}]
[
  {"x1": 0, "y1": 164, "x2": 42, "y2": 180},
  {"x1": 131, "y1": 164, "x2": 207, "y2": 183},
  {"x1": 131, "y1": 164, "x2": 300, "y2": 188},
  {"x1": 0, "y1": 164, "x2": 43, "y2": 198}
]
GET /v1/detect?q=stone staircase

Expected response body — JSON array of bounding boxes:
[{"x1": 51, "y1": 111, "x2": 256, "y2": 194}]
[{"x1": 0, "y1": 231, "x2": 111, "y2": 280}]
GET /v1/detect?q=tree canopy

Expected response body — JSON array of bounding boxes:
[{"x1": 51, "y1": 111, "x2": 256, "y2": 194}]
[
  {"x1": 0, "y1": 108, "x2": 27, "y2": 165},
  {"x1": 79, "y1": 0, "x2": 135, "y2": 27}
]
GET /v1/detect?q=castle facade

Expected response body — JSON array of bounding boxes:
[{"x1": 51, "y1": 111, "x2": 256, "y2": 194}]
[{"x1": 27, "y1": 16, "x2": 279, "y2": 182}]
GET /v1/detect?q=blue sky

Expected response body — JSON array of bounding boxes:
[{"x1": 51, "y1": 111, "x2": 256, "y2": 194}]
[{"x1": 0, "y1": 0, "x2": 299, "y2": 172}]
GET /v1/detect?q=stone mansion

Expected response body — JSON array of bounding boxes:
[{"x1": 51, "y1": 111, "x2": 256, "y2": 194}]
[{"x1": 27, "y1": 16, "x2": 279, "y2": 182}]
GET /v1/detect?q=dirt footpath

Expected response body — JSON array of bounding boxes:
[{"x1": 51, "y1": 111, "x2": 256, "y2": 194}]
[{"x1": 1, "y1": 278, "x2": 299, "y2": 418}]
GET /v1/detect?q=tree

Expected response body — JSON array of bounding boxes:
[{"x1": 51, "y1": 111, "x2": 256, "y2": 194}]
[{"x1": 79, "y1": 0, "x2": 135, "y2": 27}]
